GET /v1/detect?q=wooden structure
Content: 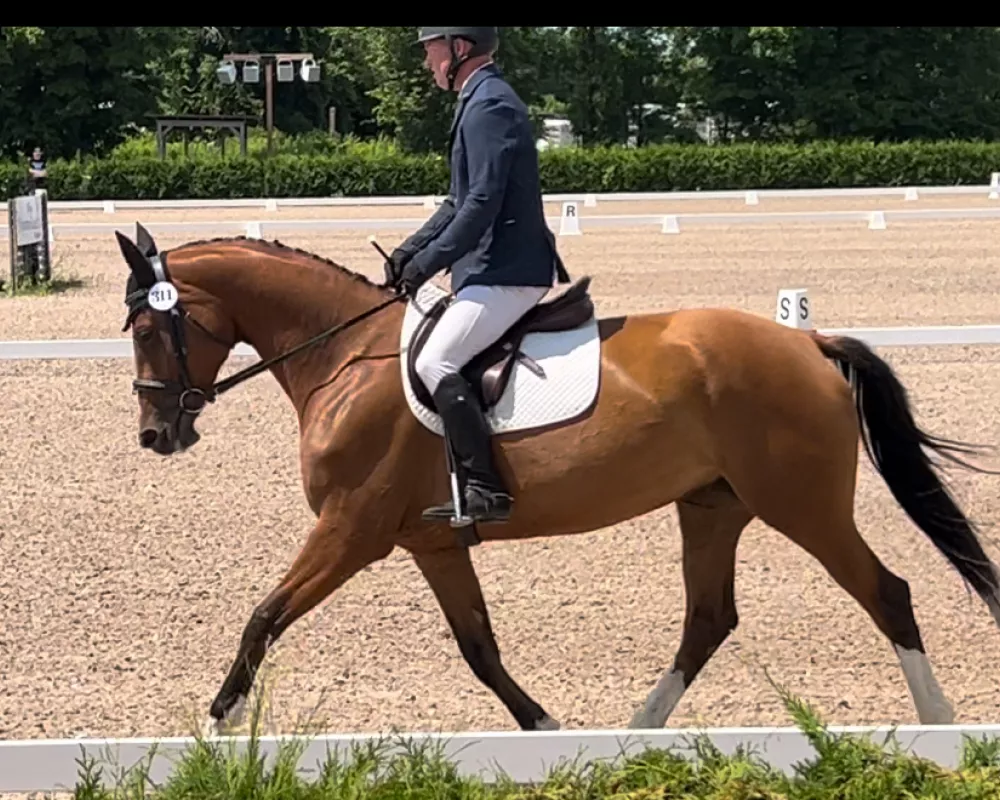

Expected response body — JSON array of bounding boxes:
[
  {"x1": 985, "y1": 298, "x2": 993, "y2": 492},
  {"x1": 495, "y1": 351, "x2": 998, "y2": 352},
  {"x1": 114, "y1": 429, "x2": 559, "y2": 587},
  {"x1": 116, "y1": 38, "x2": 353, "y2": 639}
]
[{"x1": 152, "y1": 115, "x2": 253, "y2": 159}]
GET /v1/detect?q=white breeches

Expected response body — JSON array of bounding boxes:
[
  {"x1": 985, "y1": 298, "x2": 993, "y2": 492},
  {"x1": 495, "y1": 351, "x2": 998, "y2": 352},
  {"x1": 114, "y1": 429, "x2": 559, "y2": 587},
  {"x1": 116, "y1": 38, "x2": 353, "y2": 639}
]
[{"x1": 415, "y1": 284, "x2": 550, "y2": 394}]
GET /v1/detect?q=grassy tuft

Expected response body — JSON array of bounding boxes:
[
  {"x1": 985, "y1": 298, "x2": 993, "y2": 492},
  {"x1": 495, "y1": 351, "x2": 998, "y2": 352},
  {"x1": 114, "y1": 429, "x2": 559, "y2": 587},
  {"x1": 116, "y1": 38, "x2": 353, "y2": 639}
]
[
  {"x1": 55, "y1": 672, "x2": 1000, "y2": 800},
  {"x1": 1, "y1": 247, "x2": 85, "y2": 297}
]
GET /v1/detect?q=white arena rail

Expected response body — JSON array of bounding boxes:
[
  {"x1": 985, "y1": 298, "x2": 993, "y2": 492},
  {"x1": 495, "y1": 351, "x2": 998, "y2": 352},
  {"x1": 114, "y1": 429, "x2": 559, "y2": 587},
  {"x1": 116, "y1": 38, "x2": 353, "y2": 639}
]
[
  {"x1": 0, "y1": 177, "x2": 998, "y2": 213},
  {"x1": 5, "y1": 324, "x2": 1000, "y2": 362},
  {"x1": 3, "y1": 722, "x2": 1000, "y2": 792},
  {"x1": 4, "y1": 205, "x2": 1000, "y2": 240}
]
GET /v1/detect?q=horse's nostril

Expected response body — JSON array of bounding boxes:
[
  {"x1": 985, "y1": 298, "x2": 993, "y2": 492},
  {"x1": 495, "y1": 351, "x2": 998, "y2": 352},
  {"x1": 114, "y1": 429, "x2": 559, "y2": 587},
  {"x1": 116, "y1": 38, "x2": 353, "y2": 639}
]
[{"x1": 139, "y1": 429, "x2": 158, "y2": 448}]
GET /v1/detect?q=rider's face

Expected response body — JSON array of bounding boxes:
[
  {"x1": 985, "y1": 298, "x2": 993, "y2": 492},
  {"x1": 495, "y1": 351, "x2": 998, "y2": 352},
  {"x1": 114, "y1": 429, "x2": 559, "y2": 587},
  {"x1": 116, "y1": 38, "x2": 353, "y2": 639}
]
[{"x1": 423, "y1": 38, "x2": 471, "y2": 90}]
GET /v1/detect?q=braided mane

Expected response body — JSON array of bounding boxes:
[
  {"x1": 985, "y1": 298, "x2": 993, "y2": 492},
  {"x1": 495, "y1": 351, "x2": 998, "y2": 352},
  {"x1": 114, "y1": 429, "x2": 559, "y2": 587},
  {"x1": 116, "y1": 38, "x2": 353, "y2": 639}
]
[{"x1": 168, "y1": 234, "x2": 393, "y2": 293}]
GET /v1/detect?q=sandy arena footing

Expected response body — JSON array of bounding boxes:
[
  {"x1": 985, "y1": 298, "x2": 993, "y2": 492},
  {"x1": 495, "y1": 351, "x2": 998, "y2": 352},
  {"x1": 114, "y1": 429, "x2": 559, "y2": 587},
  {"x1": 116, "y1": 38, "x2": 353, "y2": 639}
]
[{"x1": 2, "y1": 199, "x2": 1000, "y2": 742}]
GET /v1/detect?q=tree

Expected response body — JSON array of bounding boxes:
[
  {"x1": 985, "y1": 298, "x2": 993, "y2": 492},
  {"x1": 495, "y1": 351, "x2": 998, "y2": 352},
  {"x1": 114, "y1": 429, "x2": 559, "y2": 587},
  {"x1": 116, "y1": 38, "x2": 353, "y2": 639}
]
[{"x1": 0, "y1": 26, "x2": 175, "y2": 158}]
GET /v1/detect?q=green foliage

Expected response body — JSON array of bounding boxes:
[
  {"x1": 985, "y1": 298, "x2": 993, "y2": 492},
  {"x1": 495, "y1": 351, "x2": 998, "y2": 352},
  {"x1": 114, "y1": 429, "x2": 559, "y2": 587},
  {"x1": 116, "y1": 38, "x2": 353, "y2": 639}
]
[
  {"x1": 7, "y1": 27, "x2": 1000, "y2": 162},
  {"x1": 0, "y1": 26, "x2": 175, "y2": 160},
  {"x1": 4, "y1": 138, "x2": 998, "y2": 201},
  {"x1": 67, "y1": 683, "x2": 1000, "y2": 800}
]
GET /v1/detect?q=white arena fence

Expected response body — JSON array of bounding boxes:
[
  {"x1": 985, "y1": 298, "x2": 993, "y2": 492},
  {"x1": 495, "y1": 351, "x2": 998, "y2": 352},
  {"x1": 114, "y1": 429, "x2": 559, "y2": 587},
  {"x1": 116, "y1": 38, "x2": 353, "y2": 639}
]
[
  {"x1": 5, "y1": 324, "x2": 1000, "y2": 362},
  {"x1": 0, "y1": 175, "x2": 999, "y2": 213},
  {"x1": 4, "y1": 722, "x2": 1000, "y2": 792},
  {"x1": 6, "y1": 283, "x2": 1000, "y2": 361},
  {"x1": 5, "y1": 205, "x2": 1000, "y2": 241}
]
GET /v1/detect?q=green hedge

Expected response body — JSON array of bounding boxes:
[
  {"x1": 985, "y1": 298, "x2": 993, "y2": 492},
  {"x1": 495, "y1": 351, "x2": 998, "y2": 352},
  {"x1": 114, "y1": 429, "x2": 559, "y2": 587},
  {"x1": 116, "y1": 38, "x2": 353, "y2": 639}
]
[{"x1": 4, "y1": 139, "x2": 1000, "y2": 200}]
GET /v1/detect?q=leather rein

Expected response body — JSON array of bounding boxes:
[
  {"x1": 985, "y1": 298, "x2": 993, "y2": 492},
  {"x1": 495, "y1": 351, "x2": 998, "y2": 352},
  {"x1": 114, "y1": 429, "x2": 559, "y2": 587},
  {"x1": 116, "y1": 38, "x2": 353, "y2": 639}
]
[{"x1": 124, "y1": 250, "x2": 404, "y2": 416}]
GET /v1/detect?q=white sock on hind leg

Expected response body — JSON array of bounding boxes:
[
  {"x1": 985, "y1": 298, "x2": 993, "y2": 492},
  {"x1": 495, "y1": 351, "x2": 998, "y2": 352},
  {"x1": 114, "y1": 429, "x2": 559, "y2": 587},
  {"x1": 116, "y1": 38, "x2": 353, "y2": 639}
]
[
  {"x1": 894, "y1": 644, "x2": 954, "y2": 724},
  {"x1": 630, "y1": 669, "x2": 687, "y2": 728}
]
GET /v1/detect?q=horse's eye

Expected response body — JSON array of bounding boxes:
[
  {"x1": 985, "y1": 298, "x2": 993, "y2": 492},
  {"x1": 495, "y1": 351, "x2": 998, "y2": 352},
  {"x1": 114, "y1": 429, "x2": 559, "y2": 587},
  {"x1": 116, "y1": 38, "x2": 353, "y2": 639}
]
[{"x1": 135, "y1": 327, "x2": 154, "y2": 342}]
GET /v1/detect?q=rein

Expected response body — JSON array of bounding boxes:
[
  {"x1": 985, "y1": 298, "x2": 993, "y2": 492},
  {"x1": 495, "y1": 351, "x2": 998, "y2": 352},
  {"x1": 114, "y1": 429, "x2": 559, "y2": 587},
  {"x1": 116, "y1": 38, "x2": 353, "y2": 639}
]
[{"x1": 126, "y1": 251, "x2": 404, "y2": 415}]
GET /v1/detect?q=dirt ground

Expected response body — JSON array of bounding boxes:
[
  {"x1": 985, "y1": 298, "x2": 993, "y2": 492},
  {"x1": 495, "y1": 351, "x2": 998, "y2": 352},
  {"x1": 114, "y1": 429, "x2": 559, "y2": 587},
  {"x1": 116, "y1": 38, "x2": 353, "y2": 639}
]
[{"x1": 3, "y1": 200, "x2": 1000, "y2": 745}]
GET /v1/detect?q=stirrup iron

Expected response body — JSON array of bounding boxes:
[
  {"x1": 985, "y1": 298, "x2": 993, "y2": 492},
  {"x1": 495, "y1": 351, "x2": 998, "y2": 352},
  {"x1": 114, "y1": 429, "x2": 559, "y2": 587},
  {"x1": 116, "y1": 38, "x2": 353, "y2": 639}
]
[{"x1": 445, "y1": 431, "x2": 473, "y2": 528}]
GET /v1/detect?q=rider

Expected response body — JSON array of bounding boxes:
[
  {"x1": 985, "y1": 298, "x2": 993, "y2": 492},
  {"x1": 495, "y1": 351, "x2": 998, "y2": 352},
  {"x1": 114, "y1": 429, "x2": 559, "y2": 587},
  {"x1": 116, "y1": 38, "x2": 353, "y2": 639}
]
[{"x1": 386, "y1": 26, "x2": 568, "y2": 524}]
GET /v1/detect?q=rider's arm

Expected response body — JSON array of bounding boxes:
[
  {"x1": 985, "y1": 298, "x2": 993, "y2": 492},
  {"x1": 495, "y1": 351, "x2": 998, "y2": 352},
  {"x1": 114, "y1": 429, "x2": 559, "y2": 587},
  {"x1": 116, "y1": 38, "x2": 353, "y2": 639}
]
[
  {"x1": 403, "y1": 96, "x2": 518, "y2": 281},
  {"x1": 392, "y1": 194, "x2": 456, "y2": 264}
]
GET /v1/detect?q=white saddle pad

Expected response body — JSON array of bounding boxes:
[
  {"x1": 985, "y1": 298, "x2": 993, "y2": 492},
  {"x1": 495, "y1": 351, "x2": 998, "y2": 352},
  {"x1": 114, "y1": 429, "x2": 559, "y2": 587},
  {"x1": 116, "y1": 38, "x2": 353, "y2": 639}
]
[{"x1": 400, "y1": 281, "x2": 601, "y2": 436}]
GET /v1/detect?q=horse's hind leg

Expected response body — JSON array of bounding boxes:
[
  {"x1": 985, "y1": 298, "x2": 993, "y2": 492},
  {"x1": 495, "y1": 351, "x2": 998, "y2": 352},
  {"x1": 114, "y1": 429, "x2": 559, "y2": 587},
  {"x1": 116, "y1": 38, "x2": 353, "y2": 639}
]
[
  {"x1": 771, "y1": 511, "x2": 953, "y2": 724},
  {"x1": 630, "y1": 478, "x2": 753, "y2": 728},
  {"x1": 729, "y1": 419, "x2": 955, "y2": 725}
]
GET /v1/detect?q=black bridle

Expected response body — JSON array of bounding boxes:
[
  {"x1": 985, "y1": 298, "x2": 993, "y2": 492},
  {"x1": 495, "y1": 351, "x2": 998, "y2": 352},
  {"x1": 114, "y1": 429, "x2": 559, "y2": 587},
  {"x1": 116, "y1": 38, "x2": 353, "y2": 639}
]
[{"x1": 124, "y1": 250, "x2": 404, "y2": 416}]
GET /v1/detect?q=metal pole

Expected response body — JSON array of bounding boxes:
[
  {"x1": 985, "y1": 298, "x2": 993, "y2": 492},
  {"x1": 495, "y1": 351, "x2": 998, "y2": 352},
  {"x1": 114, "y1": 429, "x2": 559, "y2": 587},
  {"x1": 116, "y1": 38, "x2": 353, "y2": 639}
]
[
  {"x1": 265, "y1": 59, "x2": 274, "y2": 155},
  {"x1": 7, "y1": 197, "x2": 16, "y2": 295},
  {"x1": 38, "y1": 190, "x2": 49, "y2": 282}
]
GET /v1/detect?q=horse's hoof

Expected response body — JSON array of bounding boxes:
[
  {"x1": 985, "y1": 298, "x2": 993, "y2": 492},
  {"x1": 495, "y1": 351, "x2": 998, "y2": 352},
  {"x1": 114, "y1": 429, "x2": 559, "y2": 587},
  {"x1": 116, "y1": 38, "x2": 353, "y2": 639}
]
[
  {"x1": 534, "y1": 714, "x2": 560, "y2": 731},
  {"x1": 202, "y1": 716, "x2": 221, "y2": 739},
  {"x1": 226, "y1": 694, "x2": 248, "y2": 727},
  {"x1": 628, "y1": 710, "x2": 659, "y2": 729},
  {"x1": 202, "y1": 694, "x2": 247, "y2": 737}
]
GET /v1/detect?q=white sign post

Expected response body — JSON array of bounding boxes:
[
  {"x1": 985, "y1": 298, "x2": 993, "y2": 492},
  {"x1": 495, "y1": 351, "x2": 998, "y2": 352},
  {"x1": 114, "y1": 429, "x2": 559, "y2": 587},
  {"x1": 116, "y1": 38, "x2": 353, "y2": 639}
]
[
  {"x1": 8, "y1": 191, "x2": 52, "y2": 293},
  {"x1": 14, "y1": 195, "x2": 44, "y2": 245}
]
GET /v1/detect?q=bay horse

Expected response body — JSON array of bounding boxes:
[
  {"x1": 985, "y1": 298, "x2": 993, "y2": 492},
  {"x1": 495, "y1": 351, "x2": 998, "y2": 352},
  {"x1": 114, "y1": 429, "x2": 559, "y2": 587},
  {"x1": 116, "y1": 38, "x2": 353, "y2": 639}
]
[{"x1": 115, "y1": 223, "x2": 1000, "y2": 736}]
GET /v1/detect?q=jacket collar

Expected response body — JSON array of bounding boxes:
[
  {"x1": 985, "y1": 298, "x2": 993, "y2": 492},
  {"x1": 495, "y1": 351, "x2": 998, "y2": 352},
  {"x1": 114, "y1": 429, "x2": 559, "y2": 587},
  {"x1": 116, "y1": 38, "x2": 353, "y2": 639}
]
[
  {"x1": 449, "y1": 62, "x2": 500, "y2": 150},
  {"x1": 458, "y1": 61, "x2": 498, "y2": 100}
]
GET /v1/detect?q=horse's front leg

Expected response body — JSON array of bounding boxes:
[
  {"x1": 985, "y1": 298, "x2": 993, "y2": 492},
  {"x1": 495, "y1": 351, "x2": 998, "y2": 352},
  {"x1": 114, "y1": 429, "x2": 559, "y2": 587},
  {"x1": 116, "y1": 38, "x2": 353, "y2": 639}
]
[
  {"x1": 205, "y1": 501, "x2": 393, "y2": 735},
  {"x1": 410, "y1": 544, "x2": 559, "y2": 731}
]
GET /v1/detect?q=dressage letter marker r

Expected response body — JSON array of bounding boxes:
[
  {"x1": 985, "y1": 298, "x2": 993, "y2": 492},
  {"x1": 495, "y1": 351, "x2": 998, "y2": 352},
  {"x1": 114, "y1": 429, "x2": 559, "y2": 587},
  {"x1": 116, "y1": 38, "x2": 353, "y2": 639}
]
[
  {"x1": 559, "y1": 201, "x2": 581, "y2": 236},
  {"x1": 775, "y1": 288, "x2": 810, "y2": 330}
]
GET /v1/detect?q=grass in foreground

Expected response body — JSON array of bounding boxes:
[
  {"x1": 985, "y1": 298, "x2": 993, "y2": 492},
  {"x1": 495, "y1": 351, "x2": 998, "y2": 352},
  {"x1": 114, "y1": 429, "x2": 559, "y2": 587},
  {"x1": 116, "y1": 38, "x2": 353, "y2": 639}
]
[
  {"x1": 65, "y1": 680, "x2": 1000, "y2": 800},
  {"x1": 1, "y1": 274, "x2": 85, "y2": 296},
  {"x1": 1, "y1": 252, "x2": 85, "y2": 296}
]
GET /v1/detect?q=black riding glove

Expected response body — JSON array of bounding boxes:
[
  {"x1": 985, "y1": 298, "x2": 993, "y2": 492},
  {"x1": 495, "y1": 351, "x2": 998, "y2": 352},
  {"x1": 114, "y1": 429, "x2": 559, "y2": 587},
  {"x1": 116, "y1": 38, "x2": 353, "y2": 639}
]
[
  {"x1": 398, "y1": 261, "x2": 427, "y2": 298},
  {"x1": 384, "y1": 247, "x2": 411, "y2": 287}
]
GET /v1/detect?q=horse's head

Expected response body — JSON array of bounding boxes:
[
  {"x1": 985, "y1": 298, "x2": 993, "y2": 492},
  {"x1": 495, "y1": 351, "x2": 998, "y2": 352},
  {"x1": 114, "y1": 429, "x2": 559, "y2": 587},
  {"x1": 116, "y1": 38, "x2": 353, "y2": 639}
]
[{"x1": 117, "y1": 224, "x2": 236, "y2": 455}]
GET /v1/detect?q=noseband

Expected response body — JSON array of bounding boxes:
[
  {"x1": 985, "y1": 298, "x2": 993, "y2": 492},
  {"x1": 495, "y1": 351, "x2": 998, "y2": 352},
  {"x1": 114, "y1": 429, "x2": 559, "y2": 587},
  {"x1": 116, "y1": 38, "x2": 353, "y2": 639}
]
[{"x1": 124, "y1": 251, "x2": 405, "y2": 416}]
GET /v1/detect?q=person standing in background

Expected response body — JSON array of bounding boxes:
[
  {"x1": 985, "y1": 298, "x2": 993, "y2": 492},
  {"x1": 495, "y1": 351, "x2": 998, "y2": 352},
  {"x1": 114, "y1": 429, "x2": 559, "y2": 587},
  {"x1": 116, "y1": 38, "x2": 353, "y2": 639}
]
[{"x1": 27, "y1": 146, "x2": 47, "y2": 193}]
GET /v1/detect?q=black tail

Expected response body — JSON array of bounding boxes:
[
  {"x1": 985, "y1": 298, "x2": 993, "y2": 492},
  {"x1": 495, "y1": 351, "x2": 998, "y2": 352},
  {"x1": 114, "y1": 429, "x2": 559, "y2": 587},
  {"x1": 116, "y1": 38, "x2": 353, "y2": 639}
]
[{"x1": 812, "y1": 332, "x2": 1000, "y2": 604}]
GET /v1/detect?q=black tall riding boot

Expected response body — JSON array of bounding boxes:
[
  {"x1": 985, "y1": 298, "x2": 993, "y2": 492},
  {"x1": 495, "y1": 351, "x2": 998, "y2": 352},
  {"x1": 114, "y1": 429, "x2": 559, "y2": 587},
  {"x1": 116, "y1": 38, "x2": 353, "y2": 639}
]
[{"x1": 421, "y1": 373, "x2": 513, "y2": 523}]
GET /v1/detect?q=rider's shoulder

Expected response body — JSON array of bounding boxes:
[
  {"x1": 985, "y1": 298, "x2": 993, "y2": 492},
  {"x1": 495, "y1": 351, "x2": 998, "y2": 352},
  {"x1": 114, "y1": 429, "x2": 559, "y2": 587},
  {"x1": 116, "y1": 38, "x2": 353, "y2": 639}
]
[{"x1": 466, "y1": 72, "x2": 528, "y2": 121}]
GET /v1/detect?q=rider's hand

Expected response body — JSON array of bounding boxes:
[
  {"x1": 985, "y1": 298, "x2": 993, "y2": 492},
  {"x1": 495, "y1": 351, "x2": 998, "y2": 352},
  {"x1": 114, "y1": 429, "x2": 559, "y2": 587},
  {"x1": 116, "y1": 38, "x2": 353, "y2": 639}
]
[
  {"x1": 398, "y1": 261, "x2": 426, "y2": 298},
  {"x1": 384, "y1": 248, "x2": 410, "y2": 287}
]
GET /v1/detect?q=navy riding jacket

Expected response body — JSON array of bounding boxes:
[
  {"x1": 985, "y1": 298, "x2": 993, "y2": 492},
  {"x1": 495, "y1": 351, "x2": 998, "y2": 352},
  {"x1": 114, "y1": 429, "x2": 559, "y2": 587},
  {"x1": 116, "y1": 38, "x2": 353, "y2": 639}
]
[{"x1": 398, "y1": 63, "x2": 568, "y2": 293}]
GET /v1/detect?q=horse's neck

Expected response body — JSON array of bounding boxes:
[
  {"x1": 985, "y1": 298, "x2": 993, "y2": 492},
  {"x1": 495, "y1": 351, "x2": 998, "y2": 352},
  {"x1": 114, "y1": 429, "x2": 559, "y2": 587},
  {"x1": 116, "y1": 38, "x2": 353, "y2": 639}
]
[{"x1": 189, "y1": 249, "x2": 398, "y2": 407}]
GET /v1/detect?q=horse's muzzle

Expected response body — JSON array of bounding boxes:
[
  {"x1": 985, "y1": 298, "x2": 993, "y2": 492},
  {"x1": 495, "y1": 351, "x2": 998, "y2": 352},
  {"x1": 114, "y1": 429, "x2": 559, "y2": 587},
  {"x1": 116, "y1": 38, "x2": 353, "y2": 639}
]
[{"x1": 139, "y1": 415, "x2": 199, "y2": 454}]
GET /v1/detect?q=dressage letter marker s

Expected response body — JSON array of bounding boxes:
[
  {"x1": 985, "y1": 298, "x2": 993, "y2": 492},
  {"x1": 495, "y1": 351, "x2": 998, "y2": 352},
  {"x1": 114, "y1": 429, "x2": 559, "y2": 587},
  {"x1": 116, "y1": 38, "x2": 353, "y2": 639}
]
[
  {"x1": 559, "y1": 202, "x2": 581, "y2": 236},
  {"x1": 148, "y1": 281, "x2": 178, "y2": 312},
  {"x1": 775, "y1": 288, "x2": 810, "y2": 330}
]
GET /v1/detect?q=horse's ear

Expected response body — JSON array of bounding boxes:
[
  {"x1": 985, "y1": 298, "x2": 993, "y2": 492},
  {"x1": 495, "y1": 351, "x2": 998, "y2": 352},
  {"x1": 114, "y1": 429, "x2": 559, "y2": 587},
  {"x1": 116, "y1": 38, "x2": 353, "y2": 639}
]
[
  {"x1": 116, "y1": 230, "x2": 157, "y2": 288},
  {"x1": 135, "y1": 222, "x2": 157, "y2": 257}
]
